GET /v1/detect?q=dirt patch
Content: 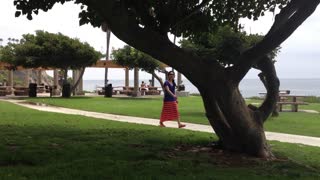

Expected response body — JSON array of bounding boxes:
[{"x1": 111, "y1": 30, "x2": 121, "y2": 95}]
[{"x1": 168, "y1": 145, "x2": 289, "y2": 167}]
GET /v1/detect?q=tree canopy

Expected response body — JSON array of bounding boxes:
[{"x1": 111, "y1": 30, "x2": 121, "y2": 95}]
[
  {"x1": 180, "y1": 26, "x2": 280, "y2": 67},
  {"x1": 112, "y1": 45, "x2": 168, "y2": 89},
  {"x1": 112, "y1": 45, "x2": 165, "y2": 73},
  {"x1": 0, "y1": 30, "x2": 101, "y2": 70}
]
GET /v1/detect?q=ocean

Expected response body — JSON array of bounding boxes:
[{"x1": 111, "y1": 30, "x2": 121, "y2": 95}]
[{"x1": 83, "y1": 79, "x2": 320, "y2": 98}]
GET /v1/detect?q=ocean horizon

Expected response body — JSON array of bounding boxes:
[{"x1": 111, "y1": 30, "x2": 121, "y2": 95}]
[{"x1": 83, "y1": 78, "x2": 320, "y2": 98}]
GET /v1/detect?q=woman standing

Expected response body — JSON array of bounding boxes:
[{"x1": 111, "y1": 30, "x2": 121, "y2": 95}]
[{"x1": 159, "y1": 71, "x2": 186, "y2": 128}]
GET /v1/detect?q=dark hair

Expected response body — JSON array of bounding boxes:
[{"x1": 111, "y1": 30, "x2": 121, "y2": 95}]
[{"x1": 167, "y1": 71, "x2": 176, "y2": 85}]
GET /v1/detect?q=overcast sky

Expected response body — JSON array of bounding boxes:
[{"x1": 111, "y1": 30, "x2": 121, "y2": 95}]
[{"x1": 1, "y1": 1, "x2": 320, "y2": 80}]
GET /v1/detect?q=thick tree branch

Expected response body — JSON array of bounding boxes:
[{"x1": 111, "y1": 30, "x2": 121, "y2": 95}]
[
  {"x1": 97, "y1": 1, "x2": 223, "y2": 84},
  {"x1": 231, "y1": 1, "x2": 320, "y2": 83},
  {"x1": 255, "y1": 56, "x2": 279, "y2": 121},
  {"x1": 266, "y1": 0, "x2": 303, "y2": 37}
]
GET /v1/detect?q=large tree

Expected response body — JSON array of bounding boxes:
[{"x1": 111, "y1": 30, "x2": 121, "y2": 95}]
[
  {"x1": 13, "y1": 0, "x2": 320, "y2": 158},
  {"x1": 0, "y1": 30, "x2": 101, "y2": 94}
]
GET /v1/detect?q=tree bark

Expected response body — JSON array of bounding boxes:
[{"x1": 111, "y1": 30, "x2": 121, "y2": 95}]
[
  {"x1": 199, "y1": 79, "x2": 273, "y2": 158},
  {"x1": 71, "y1": 68, "x2": 85, "y2": 93}
]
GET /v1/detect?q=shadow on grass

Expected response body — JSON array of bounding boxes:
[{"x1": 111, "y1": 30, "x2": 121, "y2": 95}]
[{"x1": 0, "y1": 123, "x2": 319, "y2": 179}]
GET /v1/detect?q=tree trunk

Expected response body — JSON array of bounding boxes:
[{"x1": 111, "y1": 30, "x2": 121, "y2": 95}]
[
  {"x1": 71, "y1": 68, "x2": 85, "y2": 93},
  {"x1": 194, "y1": 57, "x2": 279, "y2": 158},
  {"x1": 132, "y1": 67, "x2": 140, "y2": 97},
  {"x1": 63, "y1": 68, "x2": 68, "y2": 84},
  {"x1": 200, "y1": 83, "x2": 272, "y2": 158}
]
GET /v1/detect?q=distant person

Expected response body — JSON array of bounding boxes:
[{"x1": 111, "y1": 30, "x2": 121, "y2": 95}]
[
  {"x1": 140, "y1": 81, "x2": 147, "y2": 90},
  {"x1": 159, "y1": 71, "x2": 186, "y2": 128},
  {"x1": 140, "y1": 81, "x2": 147, "y2": 96}
]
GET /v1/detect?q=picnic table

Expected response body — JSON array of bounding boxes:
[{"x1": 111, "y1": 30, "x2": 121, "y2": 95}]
[
  {"x1": 145, "y1": 86, "x2": 162, "y2": 95},
  {"x1": 37, "y1": 85, "x2": 46, "y2": 93},
  {"x1": 259, "y1": 91, "x2": 309, "y2": 112},
  {"x1": 13, "y1": 86, "x2": 29, "y2": 96},
  {"x1": 0, "y1": 86, "x2": 13, "y2": 96},
  {"x1": 277, "y1": 94, "x2": 309, "y2": 112}
]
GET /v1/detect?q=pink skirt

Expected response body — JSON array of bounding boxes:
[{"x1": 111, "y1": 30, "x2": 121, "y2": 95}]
[{"x1": 160, "y1": 101, "x2": 180, "y2": 122}]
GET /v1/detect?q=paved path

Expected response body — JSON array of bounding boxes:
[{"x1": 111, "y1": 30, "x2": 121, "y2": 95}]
[{"x1": 2, "y1": 99, "x2": 320, "y2": 148}]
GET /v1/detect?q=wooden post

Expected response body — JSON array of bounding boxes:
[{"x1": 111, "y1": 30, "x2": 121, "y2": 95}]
[
  {"x1": 125, "y1": 68, "x2": 129, "y2": 87},
  {"x1": 151, "y1": 75, "x2": 155, "y2": 86},
  {"x1": 24, "y1": 69, "x2": 30, "y2": 87},
  {"x1": 78, "y1": 70, "x2": 83, "y2": 93},
  {"x1": 177, "y1": 72, "x2": 182, "y2": 86},
  {"x1": 53, "y1": 69, "x2": 59, "y2": 95},
  {"x1": 72, "y1": 70, "x2": 77, "y2": 95},
  {"x1": 7, "y1": 70, "x2": 13, "y2": 87},
  {"x1": 133, "y1": 67, "x2": 140, "y2": 97},
  {"x1": 37, "y1": 70, "x2": 42, "y2": 85}
]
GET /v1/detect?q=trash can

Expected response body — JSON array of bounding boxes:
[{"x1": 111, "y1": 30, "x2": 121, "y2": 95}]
[
  {"x1": 104, "y1": 84, "x2": 113, "y2": 97},
  {"x1": 62, "y1": 83, "x2": 71, "y2": 98},
  {"x1": 29, "y1": 83, "x2": 37, "y2": 97}
]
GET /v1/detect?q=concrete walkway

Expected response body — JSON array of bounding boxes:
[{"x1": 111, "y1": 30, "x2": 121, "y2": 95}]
[{"x1": 2, "y1": 99, "x2": 320, "y2": 148}]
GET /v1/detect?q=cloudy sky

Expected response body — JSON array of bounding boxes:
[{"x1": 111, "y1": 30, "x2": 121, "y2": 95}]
[{"x1": 1, "y1": 1, "x2": 320, "y2": 80}]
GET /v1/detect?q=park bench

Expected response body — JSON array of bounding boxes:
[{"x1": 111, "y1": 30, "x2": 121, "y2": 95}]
[
  {"x1": 277, "y1": 101, "x2": 309, "y2": 112},
  {"x1": 0, "y1": 86, "x2": 13, "y2": 96},
  {"x1": 145, "y1": 90, "x2": 162, "y2": 95},
  {"x1": 259, "y1": 90, "x2": 309, "y2": 112},
  {"x1": 13, "y1": 87, "x2": 29, "y2": 96},
  {"x1": 0, "y1": 90, "x2": 6, "y2": 96},
  {"x1": 119, "y1": 87, "x2": 134, "y2": 95},
  {"x1": 97, "y1": 86, "x2": 118, "y2": 95},
  {"x1": 145, "y1": 87, "x2": 162, "y2": 95}
]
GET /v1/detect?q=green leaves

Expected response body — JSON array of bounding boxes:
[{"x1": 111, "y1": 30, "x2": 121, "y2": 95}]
[
  {"x1": 112, "y1": 45, "x2": 161, "y2": 73},
  {"x1": 0, "y1": 30, "x2": 101, "y2": 70},
  {"x1": 13, "y1": 0, "x2": 291, "y2": 36},
  {"x1": 15, "y1": 11, "x2": 21, "y2": 17},
  {"x1": 180, "y1": 26, "x2": 280, "y2": 66}
]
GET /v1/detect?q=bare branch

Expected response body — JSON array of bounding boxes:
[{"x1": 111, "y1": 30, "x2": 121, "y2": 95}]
[{"x1": 256, "y1": 56, "x2": 279, "y2": 121}]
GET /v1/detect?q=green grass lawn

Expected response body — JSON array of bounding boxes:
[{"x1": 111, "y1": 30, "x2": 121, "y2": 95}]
[
  {"x1": 0, "y1": 101, "x2": 319, "y2": 179},
  {"x1": 26, "y1": 96, "x2": 320, "y2": 137}
]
